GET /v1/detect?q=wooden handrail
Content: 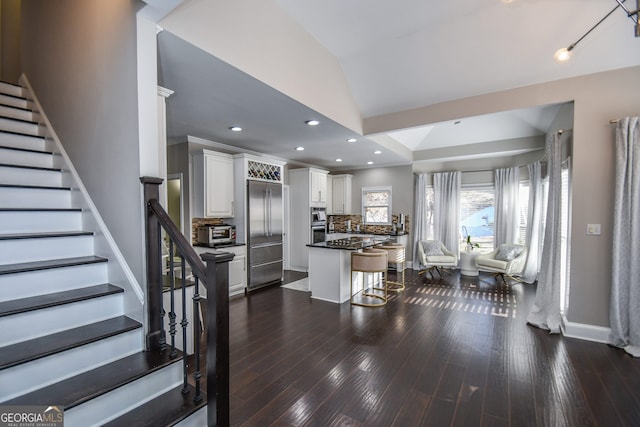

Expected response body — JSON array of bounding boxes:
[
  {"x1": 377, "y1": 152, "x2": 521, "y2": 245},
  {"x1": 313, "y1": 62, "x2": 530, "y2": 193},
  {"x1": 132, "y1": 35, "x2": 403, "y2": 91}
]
[
  {"x1": 141, "y1": 176, "x2": 232, "y2": 426},
  {"x1": 147, "y1": 198, "x2": 207, "y2": 283}
]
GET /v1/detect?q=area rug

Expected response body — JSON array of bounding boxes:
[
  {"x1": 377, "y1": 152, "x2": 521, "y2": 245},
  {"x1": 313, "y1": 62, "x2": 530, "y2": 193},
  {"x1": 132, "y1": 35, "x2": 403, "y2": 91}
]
[{"x1": 281, "y1": 278, "x2": 310, "y2": 292}]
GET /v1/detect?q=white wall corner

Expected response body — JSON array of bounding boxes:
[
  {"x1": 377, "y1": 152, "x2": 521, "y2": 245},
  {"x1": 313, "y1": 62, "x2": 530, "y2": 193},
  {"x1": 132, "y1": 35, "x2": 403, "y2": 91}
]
[
  {"x1": 561, "y1": 315, "x2": 612, "y2": 344},
  {"x1": 140, "y1": 0, "x2": 185, "y2": 22},
  {"x1": 137, "y1": 12, "x2": 160, "y2": 178}
]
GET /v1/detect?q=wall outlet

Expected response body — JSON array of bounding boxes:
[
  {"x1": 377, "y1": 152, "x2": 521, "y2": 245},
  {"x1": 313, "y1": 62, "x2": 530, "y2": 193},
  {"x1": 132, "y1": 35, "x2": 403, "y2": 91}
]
[{"x1": 586, "y1": 224, "x2": 601, "y2": 235}]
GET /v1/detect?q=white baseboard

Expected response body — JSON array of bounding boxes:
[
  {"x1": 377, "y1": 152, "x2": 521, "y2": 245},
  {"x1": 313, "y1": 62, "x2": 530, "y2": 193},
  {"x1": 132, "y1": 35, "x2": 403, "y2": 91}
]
[{"x1": 561, "y1": 315, "x2": 611, "y2": 344}]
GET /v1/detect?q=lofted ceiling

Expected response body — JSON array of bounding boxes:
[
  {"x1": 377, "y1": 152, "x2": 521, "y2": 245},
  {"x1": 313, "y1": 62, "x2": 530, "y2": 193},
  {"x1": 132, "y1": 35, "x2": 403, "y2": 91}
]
[{"x1": 158, "y1": 0, "x2": 640, "y2": 171}]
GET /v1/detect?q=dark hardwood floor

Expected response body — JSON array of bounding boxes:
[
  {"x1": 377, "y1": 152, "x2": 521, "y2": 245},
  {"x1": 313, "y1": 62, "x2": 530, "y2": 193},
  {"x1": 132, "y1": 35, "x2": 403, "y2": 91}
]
[{"x1": 199, "y1": 269, "x2": 640, "y2": 426}]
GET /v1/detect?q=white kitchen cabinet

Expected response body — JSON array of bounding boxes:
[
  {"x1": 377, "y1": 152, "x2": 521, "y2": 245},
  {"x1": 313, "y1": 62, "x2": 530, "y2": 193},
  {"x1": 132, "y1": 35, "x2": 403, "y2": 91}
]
[
  {"x1": 331, "y1": 174, "x2": 352, "y2": 214},
  {"x1": 326, "y1": 175, "x2": 333, "y2": 214},
  {"x1": 193, "y1": 245, "x2": 246, "y2": 296},
  {"x1": 224, "y1": 245, "x2": 247, "y2": 296},
  {"x1": 192, "y1": 150, "x2": 234, "y2": 218},
  {"x1": 310, "y1": 169, "x2": 328, "y2": 205},
  {"x1": 289, "y1": 167, "x2": 329, "y2": 271}
]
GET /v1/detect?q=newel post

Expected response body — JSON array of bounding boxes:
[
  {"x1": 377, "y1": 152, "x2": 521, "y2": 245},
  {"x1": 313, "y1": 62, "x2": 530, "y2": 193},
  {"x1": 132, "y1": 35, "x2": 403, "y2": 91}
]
[
  {"x1": 140, "y1": 176, "x2": 166, "y2": 351},
  {"x1": 201, "y1": 251, "x2": 234, "y2": 427}
]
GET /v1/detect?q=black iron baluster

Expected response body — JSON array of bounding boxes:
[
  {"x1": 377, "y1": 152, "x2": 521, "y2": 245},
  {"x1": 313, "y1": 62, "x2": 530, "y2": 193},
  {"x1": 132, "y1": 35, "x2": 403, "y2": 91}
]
[
  {"x1": 180, "y1": 255, "x2": 189, "y2": 394},
  {"x1": 156, "y1": 220, "x2": 167, "y2": 352},
  {"x1": 168, "y1": 239, "x2": 177, "y2": 358},
  {"x1": 192, "y1": 276, "x2": 203, "y2": 403}
]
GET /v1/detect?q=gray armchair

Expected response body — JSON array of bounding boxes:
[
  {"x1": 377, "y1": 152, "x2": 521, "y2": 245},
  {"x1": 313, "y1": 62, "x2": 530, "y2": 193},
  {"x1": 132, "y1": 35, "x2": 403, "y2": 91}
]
[
  {"x1": 475, "y1": 244, "x2": 528, "y2": 284},
  {"x1": 417, "y1": 240, "x2": 458, "y2": 279}
]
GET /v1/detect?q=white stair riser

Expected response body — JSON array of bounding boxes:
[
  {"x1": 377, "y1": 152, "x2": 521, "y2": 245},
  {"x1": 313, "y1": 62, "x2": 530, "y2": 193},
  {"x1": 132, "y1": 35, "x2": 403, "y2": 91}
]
[
  {"x1": 0, "y1": 105, "x2": 34, "y2": 122},
  {"x1": 0, "y1": 210, "x2": 82, "y2": 233},
  {"x1": 0, "y1": 263, "x2": 108, "y2": 302},
  {"x1": 0, "y1": 82, "x2": 24, "y2": 98},
  {"x1": 0, "y1": 166, "x2": 62, "y2": 187},
  {"x1": 0, "y1": 187, "x2": 71, "y2": 209},
  {"x1": 0, "y1": 132, "x2": 46, "y2": 151},
  {"x1": 0, "y1": 148, "x2": 54, "y2": 168},
  {"x1": 65, "y1": 362, "x2": 183, "y2": 427},
  {"x1": 0, "y1": 117, "x2": 42, "y2": 136},
  {"x1": 1, "y1": 293, "x2": 123, "y2": 346},
  {"x1": 175, "y1": 407, "x2": 207, "y2": 427},
  {"x1": 0, "y1": 94, "x2": 29, "y2": 110},
  {"x1": 0, "y1": 235, "x2": 94, "y2": 264},
  {"x1": 0, "y1": 329, "x2": 142, "y2": 403}
]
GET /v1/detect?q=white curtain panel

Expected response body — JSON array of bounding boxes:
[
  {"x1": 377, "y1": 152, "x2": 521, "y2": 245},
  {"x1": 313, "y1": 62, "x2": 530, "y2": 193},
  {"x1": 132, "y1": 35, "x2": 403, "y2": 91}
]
[
  {"x1": 610, "y1": 117, "x2": 640, "y2": 357},
  {"x1": 494, "y1": 166, "x2": 520, "y2": 246},
  {"x1": 527, "y1": 134, "x2": 562, "y2": 333},
  {"x1": 413, "y1": 173, "x2": 428, "y2": 269},
  {"x1": 433, "y1": 171, "x2": 461, "y2": 255},
  {"x1": 522, "y1": 161, "x2": 543, "y2": 283}
]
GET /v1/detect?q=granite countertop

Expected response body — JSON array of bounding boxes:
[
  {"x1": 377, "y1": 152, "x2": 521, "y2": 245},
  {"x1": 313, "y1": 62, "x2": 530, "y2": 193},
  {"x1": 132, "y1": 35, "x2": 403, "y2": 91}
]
[
  {"x1": 193, "y1": 242, "x2": 246, "y2": 248},
  {"x1": 308, "y1": 235, "x2": 391, "y2": 250},
  {"x1": 328, "y1": 231, "x2": 408, "y2": 236}
]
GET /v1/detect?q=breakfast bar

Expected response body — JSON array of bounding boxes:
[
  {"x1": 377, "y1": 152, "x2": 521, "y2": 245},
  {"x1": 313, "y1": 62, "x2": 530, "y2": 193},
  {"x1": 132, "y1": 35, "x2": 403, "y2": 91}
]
[{"x1": 307, "y1": 236, "x2": 390, "y2": 303}]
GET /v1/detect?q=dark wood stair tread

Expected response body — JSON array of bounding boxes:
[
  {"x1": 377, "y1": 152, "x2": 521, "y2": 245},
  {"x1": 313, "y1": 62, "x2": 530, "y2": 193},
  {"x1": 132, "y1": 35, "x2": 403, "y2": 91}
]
[
  {"x1": 0, "y1": 163, "x2": 61, "y2": 172},
  {"x1": 0, "y1": 208, "x2": 81, "y2": 212},
  {"x1": 0, "y1": 255, "x2": 107, "y2": 275},
  {"x1": 0, "y1": 283, "x2": 123, "y2": 317},
  {"x1": 103, "y1": 385, "x2": 206, "y2": 427},
  {"x1": 4, "y1": 350, "x2": 182, "y2": 409},
  {"x1": 0, "y1": 115, "x2": 39, "y2": 126},
  {"x1": 0, "y1": 129, "x2": 44, "y2": 139},
  {"x1": 0, "y1": 145, "x2": 53, "y2": 155},
  {"x1": 0, "y1": 316, "x2": 141, "y2": 369},
  {"x1": 0, "y1": 231, "x2": 93, "y2": 240},
  {"x1": 0, "y1": 183, "x2": 71, "y2": 190},
  {"x1": 0, "y1": 102, "x2": 31, "y2": 112}
]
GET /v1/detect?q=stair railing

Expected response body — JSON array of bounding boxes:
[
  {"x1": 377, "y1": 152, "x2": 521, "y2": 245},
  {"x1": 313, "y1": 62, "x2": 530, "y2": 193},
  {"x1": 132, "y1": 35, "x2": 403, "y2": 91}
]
[{"x1": 141, "y1": 177, "x2": 233, "y2": 427}]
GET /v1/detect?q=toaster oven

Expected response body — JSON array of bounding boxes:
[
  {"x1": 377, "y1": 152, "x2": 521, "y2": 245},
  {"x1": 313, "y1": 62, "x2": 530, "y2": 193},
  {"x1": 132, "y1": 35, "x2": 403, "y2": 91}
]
[{"x1": 197, "y1": 225, "x2": 236, "y2": 246}]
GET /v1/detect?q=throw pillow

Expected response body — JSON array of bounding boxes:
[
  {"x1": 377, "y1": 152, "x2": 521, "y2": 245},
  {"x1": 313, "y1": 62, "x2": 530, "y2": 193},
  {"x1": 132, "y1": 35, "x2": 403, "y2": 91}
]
[
  {"x1": 422, "y1": 241, "x2": 444, "y2": 256},
  {"x1": 495, "y1": 244, "x2": 524, "y2": 262}
]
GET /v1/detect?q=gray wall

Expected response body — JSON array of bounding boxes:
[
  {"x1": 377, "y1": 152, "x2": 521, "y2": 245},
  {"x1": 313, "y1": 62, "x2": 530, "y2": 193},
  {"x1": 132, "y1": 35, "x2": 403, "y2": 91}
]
[
  {"x1": 341, "y1": 164, "x2": 415, "y2": 258},
  {"x1": 21, "y1": 0, "x2": 144, "y2": 283},
  {"x1": 367, "y1": 66, "x2": 640, "y2": 328}
]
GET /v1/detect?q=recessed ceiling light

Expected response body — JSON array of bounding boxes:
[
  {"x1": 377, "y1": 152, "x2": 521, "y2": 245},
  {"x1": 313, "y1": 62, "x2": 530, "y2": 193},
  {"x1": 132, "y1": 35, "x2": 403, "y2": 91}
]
[
  {"x1": 367, "y1": 161, "x2": 374, "y2": 165},
  {"x1": 305, "y1": 120, "x2": 319, "y2": 126},
  {"x1": 374, "y1": 150, "x2": 382, "y2": 154},
  {"x1": 336, "y1": 158, "x2": 343, "y2": 162},
  {"x1": 229, "y1": 126, "x2": 242, "y2": 132},
  {"x1": 347, "y1": 138, "x2": 357, "y2": 143},
  {"x1": 295, "y1": 146, "x2": 304, "y2": 151}
]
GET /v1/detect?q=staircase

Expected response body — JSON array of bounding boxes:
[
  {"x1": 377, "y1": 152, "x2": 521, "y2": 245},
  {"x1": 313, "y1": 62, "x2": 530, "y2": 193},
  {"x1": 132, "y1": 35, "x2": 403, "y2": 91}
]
[{"x1": 0, "y1": 81, "x2": 206, "y2": 426}]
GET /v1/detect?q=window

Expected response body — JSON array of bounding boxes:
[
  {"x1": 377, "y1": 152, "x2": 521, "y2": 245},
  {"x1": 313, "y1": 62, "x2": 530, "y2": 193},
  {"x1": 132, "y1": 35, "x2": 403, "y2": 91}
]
[
  {"x1": 460, "y1": 186, "x2": 495, "y2": 252},
  {"x1": 362, "y1": 187, "x2": 392, "y2": 225}
]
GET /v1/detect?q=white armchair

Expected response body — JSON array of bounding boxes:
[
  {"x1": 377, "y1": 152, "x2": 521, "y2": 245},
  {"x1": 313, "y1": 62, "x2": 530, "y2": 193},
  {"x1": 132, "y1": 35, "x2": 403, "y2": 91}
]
[
  {"x1": 417, "y1": 240, "x2": 458, "y2": 279},
  {"x1": 475, "y1": 244, "x2": 528, "y2": 284}
]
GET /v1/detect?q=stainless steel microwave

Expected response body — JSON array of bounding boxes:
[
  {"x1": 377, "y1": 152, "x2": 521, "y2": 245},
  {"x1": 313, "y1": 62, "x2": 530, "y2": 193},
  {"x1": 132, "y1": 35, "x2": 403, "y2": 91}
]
[{"x1": 197, "y1": 225, "x2": 236, "y2": 246}]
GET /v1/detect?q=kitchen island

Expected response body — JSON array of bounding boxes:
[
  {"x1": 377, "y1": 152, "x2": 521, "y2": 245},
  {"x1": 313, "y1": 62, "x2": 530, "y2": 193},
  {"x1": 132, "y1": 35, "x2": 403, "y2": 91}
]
[{"x1": 307, "y1": 236, "x2": 390, "y2": 303}]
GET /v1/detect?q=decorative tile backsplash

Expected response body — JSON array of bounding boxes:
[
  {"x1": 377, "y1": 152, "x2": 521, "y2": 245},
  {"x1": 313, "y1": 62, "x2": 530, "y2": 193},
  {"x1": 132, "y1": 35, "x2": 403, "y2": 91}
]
[{"x1": 328, "y1": 214, "x2": 410, "y2": 235}]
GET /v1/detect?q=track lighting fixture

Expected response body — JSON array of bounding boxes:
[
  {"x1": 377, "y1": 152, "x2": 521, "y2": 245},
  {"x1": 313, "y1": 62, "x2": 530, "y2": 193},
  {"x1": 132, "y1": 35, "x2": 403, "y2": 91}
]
[{"x1": 554, "y1": 0, "x2": 639, "y2": 63}]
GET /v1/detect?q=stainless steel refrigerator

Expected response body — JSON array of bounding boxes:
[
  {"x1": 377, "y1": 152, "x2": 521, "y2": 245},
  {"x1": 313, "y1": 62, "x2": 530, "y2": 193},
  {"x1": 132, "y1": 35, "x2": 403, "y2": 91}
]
[{"x1": 247, "y1": 180, "x2": 283, "y2": 290}]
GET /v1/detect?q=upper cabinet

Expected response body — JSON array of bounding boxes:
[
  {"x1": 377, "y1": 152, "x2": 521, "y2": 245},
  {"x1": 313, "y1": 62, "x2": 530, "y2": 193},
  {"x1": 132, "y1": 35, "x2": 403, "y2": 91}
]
[
  {"x1": 192, "y1": 149, "x2": 235, "y2": 218},
  {"x1": 310, "y1": 169, "x2": 328, "y2": 206},
  {"x1": 326, "y1": 175, "x2": 333, "y2": 214},
  {"x1": 331, "y1": 174, "x2": 352, "y2": 214}
]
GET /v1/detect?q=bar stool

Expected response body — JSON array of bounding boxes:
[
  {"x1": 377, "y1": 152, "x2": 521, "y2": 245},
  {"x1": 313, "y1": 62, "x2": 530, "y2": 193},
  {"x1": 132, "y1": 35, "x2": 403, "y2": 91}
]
[
  {"x1": 380, "y1": 243, "x2": 405, "y2": 292},
  {"x1": 350, "y1": 249, "x2": 388, "y2": 307}
]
